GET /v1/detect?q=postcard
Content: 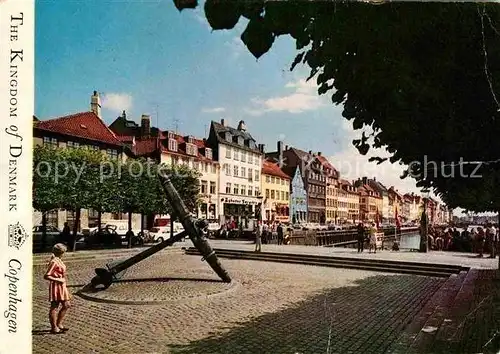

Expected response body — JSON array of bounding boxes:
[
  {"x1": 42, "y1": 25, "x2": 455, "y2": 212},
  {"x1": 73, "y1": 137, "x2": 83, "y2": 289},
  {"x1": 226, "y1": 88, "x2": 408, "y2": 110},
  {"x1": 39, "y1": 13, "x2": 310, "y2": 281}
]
[{"x1": 1, "y1": 1, "x2": 500, "y2": 353}]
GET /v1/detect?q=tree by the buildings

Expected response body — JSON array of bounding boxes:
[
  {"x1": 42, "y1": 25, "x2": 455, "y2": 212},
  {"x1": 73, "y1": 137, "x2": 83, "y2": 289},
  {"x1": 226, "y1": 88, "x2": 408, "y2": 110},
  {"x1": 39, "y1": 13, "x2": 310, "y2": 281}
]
[{"x1": 176, "y1": 1, "x2": 500, "y2": 214}]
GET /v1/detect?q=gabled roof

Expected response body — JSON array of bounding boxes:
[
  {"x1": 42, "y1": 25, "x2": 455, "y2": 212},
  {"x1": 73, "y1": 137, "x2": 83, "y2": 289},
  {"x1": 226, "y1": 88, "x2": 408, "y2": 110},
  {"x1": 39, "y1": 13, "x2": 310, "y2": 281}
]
[
  {"x1": 317, "y1": 155, "x2": 337, "y2": 172},
  {"x1": 210, "y1": 121, "x2": 261, "y2": 154},
  {"x1": 262, "y1": 160, "x2": 290, "y2": 180},
  {"x1": 35, "y1": 111, "x2": 123, "y2": 146}
]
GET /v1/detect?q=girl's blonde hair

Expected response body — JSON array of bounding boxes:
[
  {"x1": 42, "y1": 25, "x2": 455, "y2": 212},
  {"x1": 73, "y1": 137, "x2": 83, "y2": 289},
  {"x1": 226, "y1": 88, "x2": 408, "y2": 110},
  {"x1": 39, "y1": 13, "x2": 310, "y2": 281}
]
[{"x1": 52, "y1": 243, "x2": 67, "y2": 257}]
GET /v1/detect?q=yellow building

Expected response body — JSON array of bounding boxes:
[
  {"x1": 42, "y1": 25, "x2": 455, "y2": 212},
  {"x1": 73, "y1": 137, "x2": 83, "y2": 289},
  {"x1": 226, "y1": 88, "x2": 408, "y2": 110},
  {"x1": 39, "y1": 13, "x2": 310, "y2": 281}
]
[
  {"x1": 261, "y1": 160, "x2": 291, "y2": 222},
  {"x1": 339, "y1": 180, "x2": 360, "y2": 224},
  {"x1": 326, "y1": 175, "x2": 338, "y2": 224}
]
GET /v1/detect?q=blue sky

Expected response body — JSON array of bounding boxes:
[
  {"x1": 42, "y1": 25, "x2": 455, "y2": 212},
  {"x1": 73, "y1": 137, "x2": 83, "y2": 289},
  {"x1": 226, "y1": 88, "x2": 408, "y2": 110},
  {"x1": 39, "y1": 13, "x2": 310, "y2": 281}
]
[{"x1": 36, "y1": 1, "x2": 456, "y2": 212}]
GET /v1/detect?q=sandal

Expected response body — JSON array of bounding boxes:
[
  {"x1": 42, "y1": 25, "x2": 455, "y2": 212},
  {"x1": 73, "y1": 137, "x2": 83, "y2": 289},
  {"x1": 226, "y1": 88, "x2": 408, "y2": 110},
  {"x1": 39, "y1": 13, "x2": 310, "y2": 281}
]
[
  {"x1": 50, "y1": 329, "x2": 65, "y2": 334},
  {"x1": 59, "y1": 327, "x2": 69, "y2": 332}
]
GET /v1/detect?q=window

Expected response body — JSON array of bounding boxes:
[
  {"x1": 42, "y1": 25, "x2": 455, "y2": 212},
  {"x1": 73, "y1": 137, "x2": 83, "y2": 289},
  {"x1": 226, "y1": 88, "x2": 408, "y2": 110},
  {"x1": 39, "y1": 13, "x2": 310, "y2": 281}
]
[
  {"x1": 241, "y1": 167, "x2": 246, "y2": 178},
  {"x1": 210, "y1": 181, "x2": 216, "y2": 194},
  {"x1": 281, "y1": 191, "x2": 285, "y2": 200},
  {"x1": 240, "y1": 185, "x2": 246, "y2": 195},
  {"x1": 205, "y1": 148, "x2": 212, "y2": 159},
  {"x1": 281, "y1": 179, "x2": 285, "y2": 185},
  {"x1": 254, "y1": 170, "x2": 259, "y2": 181},
  {"x1": 254, "y1": 156, "x2": 259, "y2": 165},
  {"x1": 67, "y1": 141, "x2": 80, "y2": 149},
  {"x1": 182, "y1": 158, "x2": 189, "y2": 166},
  {"x1": 186, "y1": 143, "x2": 198, "y2": 156},
  {"x1": 233, "y1": 149, "x2": 239, "y2": 160},
  {"x1": 43, "y1": 137, "x2": 58, "y2": 147},
  {"x1": 255, "y1": 187, "x2": 260, "y2": 197},
  {"x1": 168, "y1": 138, "x2": 178, "y2": 151},
  {"x1": 233, "y1": 184, "x2": 239, "y2": 195},
  {"x1": 211, "y1": 164, "x2": 216, "y2": 174},
  {"x1": 226, "y1": 147, "x2": 231, "y2": 158},
  {"x1": 248, "y1": 168, "x2": 253, "y2": 181},
  {"x1": 204, "y1": 163, "x2": 208, "y2": 172},
  {"x1": 226, "y1": 183, "x2": 231, "y2": 194},
  {"x1": 88, "y1": 145, "x2": 100, "y2": 151},
  {"x1": 248, "y1": 186, "x2": 253, "y2": 196},
  {"x1": 107, "y1": 149, "x2": 118, "y2": 159},
  {"x1": 241, "y1": 151, "x2": 246, "y2": 162},
  {"x1": 233, "y1": 166, "x2": 239, "y2": 177},
  {"x1": 172, "y1": 157, "x2": 179, "y2": 166},
  {"x1": 271, "y1": 190, "x2": 275, "y2": 199},
  {"x1": 201, "y1": 180, "x2": 208, "y2": 194},
  {"x1": 266, "y1": 189, "x2": 270, "y2": 198},
  {"x1": 193, "y1": 161, "x2": 200, "y2": 170},
  {"x1": 224, "y1": 164, "x2": 231, "y2": 176},
  {"x1": 266, "y1": 176, "x2": 270, "y2": 183}
]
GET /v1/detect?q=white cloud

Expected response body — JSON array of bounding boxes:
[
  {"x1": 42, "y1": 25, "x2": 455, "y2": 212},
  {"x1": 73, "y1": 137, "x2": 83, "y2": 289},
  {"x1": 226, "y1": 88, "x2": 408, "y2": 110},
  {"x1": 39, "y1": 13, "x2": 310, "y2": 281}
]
[
  {"x1": 101, "y1": 93, "x2": 132, "y2": 113},
  {"x1": 202, "y1": 107, "x2": 226, "y2": 113},
  {"x1": 245, "y1": 78, "x2": 325, "y2": 116}
]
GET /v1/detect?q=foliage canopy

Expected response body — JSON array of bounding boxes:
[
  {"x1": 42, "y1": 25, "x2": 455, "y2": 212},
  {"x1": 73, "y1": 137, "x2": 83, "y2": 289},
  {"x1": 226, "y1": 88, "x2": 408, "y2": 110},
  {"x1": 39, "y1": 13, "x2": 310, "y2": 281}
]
[{"x1": 177, "y1": 1, "x2": 500, "y2": 212}]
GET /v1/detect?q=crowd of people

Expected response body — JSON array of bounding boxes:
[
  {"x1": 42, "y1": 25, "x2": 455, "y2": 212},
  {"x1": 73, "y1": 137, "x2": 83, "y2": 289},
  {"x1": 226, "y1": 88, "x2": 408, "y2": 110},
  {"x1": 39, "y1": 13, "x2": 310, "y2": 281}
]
[{"x1": 428, "y1": 224, "x2": 499, "y2": 257}]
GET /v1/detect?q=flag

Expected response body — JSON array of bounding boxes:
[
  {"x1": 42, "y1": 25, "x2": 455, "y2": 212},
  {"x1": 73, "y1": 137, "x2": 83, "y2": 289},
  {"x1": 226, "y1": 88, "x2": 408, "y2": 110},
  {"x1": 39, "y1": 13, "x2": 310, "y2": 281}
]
[{"x1": 395, "y1": 206, "x2": 401, "y2": 229}]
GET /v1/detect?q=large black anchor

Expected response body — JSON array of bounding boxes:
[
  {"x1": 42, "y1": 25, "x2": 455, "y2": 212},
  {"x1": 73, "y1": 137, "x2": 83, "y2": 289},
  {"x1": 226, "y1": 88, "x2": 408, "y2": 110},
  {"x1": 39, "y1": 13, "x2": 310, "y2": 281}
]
[{"x1": 90, "y1": 173, "x2": 232, "y2": 290}]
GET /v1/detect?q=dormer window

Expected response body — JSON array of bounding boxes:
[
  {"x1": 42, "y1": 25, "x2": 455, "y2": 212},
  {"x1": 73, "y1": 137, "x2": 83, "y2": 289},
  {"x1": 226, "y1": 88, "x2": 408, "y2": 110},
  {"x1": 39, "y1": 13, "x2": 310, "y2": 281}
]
[
  {"x1": 187, "y1": 136, "x2": 194, "y2": 144},
  {"x1": 186, "y1": 143, "x2": 198, "y2": 156},
  {"x1": 205, "y1": 148, "x2": 212, "y2": 159},
  {"x1": 225, "y1": 132, "x2": 232, "y2": 141},
  {"x1": 167, "y1": 131, "x2": 174, "y2": 139},
  {"x1": 168, "y1": 138, "x2": 178, "y2": 152}
]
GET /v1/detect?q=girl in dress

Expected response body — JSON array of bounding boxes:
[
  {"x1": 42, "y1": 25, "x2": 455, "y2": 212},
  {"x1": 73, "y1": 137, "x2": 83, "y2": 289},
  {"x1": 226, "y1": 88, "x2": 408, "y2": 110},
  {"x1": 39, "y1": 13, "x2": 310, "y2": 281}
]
[{"x1": 44, "y1": 243, "x2": 71, "y2": 334}]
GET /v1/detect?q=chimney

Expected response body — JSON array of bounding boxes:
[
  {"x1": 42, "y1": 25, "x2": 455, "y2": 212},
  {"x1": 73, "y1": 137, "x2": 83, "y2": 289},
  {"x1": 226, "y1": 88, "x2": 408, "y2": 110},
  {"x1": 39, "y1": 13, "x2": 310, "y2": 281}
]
[
  {"x1": 308, "y1": 150, "x2": 312, "y2": 155},
  {"x1": 221, "y1": 119, "x2": 225, "y2": 126},
  {"x1": 362, "y1": 177, "x2": 367, "y2": 185},
  {"x1": 317, "y1": 151, "x2": 322, "y2": 156},
  {"x1": 285, "y1": 144, "x2": 289, "y2": 151},
  {"x1": 90, "y1": 91, "x2": 101, "y2": 118},
  {"x1": 277, "y1": 141, "x2": 284, "y2": 166},
  {"x1": 258, "y1": 144, "x2": 265, "y2": 153},
  {"x1": 237, "y1": 120, "x2": 247, "y2": 131},
  {"x1": 141, "y1": 114, "x2": 151, "y2": 138}
]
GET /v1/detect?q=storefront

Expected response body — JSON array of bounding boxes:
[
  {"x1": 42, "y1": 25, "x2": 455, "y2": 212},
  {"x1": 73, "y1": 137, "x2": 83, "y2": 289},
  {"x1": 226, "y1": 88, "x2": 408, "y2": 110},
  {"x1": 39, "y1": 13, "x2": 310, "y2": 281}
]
[{"x1": 220, "y1": 196, "x2": 262, "y2": 225}]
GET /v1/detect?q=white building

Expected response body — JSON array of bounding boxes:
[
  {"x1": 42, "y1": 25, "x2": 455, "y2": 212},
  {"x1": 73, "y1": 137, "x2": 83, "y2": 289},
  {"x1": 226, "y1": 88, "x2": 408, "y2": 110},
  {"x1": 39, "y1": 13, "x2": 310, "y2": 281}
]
[{"x1": 207, "y1": 119, "x2": 263, "y2": 224}]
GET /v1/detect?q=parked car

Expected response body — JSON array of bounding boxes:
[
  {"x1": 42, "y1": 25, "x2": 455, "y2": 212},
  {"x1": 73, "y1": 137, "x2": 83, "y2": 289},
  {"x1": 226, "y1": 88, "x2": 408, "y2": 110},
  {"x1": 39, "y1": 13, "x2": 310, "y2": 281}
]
[
  {"x1": 82, "y1": 220, "x2": 145, "y2": 244},
  {"x1": 149, "y1": 222, "x2": 184, "y2": 243},
  {"x1": 32, "y1": 225, "x2": 83, "y2": 251}
]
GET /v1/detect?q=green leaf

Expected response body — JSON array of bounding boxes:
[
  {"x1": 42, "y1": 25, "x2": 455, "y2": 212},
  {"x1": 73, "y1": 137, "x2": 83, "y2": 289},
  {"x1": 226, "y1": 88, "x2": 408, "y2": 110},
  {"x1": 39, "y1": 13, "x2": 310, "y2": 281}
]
[
  {"x1": 241, "y1": 18, "x2": 275, "y2": 59},
  {"x1": 204, "y1": 0, "x2": 240, "y2": 30}
]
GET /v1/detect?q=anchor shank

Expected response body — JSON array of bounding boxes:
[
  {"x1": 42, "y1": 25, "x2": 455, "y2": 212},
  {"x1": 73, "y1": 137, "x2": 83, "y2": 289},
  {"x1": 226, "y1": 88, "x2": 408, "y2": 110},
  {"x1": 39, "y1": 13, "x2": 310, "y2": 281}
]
[
  {"x1": 159, "y1": 174, "x2": 232, "y2": 283},
  {"x1": 111, "y1": 230, "x2": 188, "y2": 274}
]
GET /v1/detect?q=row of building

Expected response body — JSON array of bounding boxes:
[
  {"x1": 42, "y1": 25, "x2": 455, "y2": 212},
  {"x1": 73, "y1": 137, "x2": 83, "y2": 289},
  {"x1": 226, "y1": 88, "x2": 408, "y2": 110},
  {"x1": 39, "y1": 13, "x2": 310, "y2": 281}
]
[{"x1": 33, "y1": 91, "x2": 453, "y2": 231}]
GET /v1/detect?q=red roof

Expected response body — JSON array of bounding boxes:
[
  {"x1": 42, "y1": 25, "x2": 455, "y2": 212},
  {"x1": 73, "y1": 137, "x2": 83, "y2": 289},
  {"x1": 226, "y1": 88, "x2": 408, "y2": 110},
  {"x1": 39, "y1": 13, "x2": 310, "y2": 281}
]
[
  {"x1": 35, "y1": 111, "x2": 123, "y2": 146},
  {"x1": 262, "y1": 160, "x2": 290, "y2": 180},
  {"x1": 317, "y1": 155, "x2": 337, "y2": 173},
  {"x1": 133, "y1": 138, "x2": 159, "y2": 156}
]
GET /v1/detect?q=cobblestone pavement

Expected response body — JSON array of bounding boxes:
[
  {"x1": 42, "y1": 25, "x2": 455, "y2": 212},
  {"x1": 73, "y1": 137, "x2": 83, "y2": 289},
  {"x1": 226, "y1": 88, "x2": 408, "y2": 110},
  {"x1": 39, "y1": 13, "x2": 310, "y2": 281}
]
[
  {"x1": 33, "y1": 248, "x2": 445, "y2": 354},
  {"x1": 208, "y1": 240, "x2": 498, "y2": 269}
]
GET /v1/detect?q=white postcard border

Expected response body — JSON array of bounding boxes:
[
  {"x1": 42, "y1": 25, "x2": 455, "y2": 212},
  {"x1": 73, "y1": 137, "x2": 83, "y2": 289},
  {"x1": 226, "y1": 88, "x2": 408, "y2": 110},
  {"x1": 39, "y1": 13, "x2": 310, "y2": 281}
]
[{"x1": 0, "y1": 1, "x2": 34, "y2": 353}]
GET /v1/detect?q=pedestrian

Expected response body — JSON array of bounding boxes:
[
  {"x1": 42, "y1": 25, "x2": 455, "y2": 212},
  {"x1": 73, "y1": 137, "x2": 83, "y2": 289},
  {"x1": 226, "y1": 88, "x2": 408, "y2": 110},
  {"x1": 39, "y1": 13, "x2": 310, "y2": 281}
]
[
  {"x1": 368, "y1": 223, "x2": 377, "y2": 254},
  {"x1": 356, "y1": 223, "x2": 365, "y2": 253},
  {"x1": 477, "y1": 227, "x2": 485, "y2": 257},
  {"x1": 44, "y1": 243, "x2": 71, "y2": 334},
  {"x1": 59, "y1": 222, "x2": 71, "y2": 246},
  {"x1": 255, "y1": 221, "x2": 263, "y2": 252},
  {"x1": 487, "y1": 223, "x2": 497, "y2": 258},
  {"x1": 277, "y1": 222, "x2": 284, "y2": 245}
]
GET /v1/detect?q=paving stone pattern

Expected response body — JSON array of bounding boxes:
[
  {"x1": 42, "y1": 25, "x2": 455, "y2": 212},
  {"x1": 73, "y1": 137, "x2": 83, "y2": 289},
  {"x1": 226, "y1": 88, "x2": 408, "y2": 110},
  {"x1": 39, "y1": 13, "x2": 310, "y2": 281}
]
[{"x1": 33, "y1": 249, "x2": 445, "y2": 354}]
